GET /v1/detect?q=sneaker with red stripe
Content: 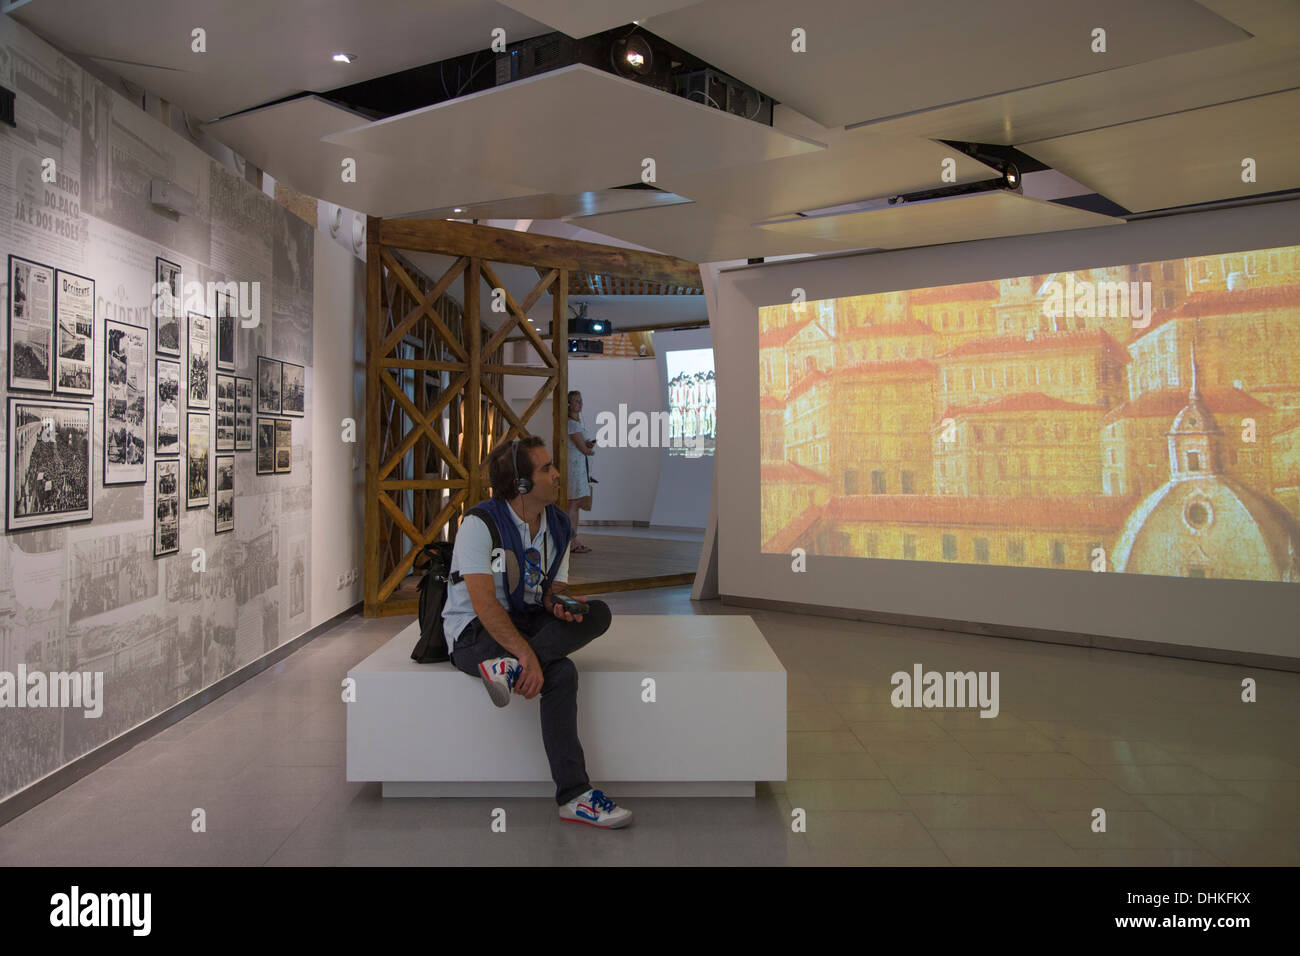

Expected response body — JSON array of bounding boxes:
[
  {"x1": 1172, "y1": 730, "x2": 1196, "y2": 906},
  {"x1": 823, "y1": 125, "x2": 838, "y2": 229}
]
[
  {"x1": 479, "y1": 656, "x2": 521, "y2": 708},
  {"x1": 559, "y1": 788, "x2": 632, "y2": 828}
]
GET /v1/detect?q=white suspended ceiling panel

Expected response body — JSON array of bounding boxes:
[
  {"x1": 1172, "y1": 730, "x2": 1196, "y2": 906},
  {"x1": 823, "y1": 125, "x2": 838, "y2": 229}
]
[
  {"x1": 851, "y1": 35, "x2": 1300, "y2": 147},
  {"x1": 495, "y1": 0, "x2": 702, "y2": 38},
  {"x1": 642, "y1": 0, "x2": 1251, "y2": 128},
  {"x1": 757, "y1": 192, "x2": 1122, "y2": 251},
  {"x1": 658, "y1": 128, "x2": 995, "y2": 221},
  {"x1": 1018, "y1": 88, "x2": 1300, "y2": 214},
  {"x1": 207, "y1": 96, "x2": 537, "y2": 218},
  {"x1": 402, "y1": 187, "x2": 694, "y2": 222},
  {"x1": 572, "y1": 202, "x2": 862, "y2": 263},
  {"x1": 324, "y1": 64, "x2": 825, "y2": 198},
  {"x1": 5, "y1": 0, "x2": 551, "y2": 121}
]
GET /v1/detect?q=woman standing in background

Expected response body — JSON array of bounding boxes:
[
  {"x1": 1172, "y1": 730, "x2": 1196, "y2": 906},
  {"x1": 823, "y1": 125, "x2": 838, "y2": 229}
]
[{"x1": 566, "y1": 390, "x2": 596, "y2": 553}]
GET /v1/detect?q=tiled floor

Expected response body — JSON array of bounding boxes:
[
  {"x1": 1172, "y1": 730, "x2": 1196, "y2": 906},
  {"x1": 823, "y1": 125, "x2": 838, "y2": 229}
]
[{"x1": 0, "y1": 586, "x2": 1296, "y2": 866}]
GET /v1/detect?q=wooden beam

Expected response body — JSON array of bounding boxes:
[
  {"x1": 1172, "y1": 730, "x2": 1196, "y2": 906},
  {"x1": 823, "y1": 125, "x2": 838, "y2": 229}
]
[
  {"x1": 378, "y1": 368, "x2": 467, "y2": 479},
  {"x1": 464, "y1": 259, "x2": 482, "y2": 507},
  {"x1": 379, "y1": 217, "x2": 702, "y2": 289},
  {"x1": 553, "y1": 269, "x2": 569, "y2": 503},
  {"x1": 481, "y1": 363, "x2": 554, "y2": 377},
  {"x1": 364, "y1": 215, "x2": 383, "y2": 615},
  {"x1": 379, "y1": 250, "x2": 468, "y2": 360},
  {"x1": 480, "y1": 261, "x2": 556, "y2": 368}
]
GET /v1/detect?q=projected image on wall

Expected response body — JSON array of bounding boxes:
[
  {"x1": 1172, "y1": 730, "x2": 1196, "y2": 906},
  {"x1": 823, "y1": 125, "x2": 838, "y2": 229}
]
[
  {"x1": 759, "y1": 244, "x2": 1300, "y2": 583},
  {"x1": 667, "y1": 348, "x2": 716, "y2": 457}
]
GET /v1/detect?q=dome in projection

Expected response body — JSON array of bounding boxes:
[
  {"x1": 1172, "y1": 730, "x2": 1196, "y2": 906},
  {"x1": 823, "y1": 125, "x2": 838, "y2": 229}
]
[{"x1": 1113, "y1": 357, "x2": 1300, "y2": 581}]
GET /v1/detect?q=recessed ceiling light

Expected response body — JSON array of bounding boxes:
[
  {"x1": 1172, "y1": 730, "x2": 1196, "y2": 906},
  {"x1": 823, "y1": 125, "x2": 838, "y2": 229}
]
[
  {"x1": 332, "y1": 53, "x2": 356, "y2": 63},
  {"x1": 454, "y1": 207, "x2": 463, "y2": 213}
]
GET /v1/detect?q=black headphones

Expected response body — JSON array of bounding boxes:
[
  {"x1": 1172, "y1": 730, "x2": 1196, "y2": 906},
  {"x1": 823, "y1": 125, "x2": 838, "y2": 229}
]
[{"x1": 509, "y1": 438, "x2": 532, "y2": 496}]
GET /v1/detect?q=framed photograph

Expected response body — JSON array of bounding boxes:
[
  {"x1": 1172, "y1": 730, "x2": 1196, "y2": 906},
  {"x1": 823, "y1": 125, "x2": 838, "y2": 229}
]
[
  {"x1": 7, "y1": 255, "x2": 55, "y2": 392},
  {"x1": 256, "y1": 418, "x2": 276, "y2": 475},
  {"x1": 187, "y1": 312, "x2": 211, "y2": 409},
  {"x1": 234, "y1": 376, "x2": 254, "y2": 451},
  {"x1": 155, "y1": 257, "x2": 182, "y2": 357},
  {"x1": 257, "y1": 355, "x2": 281, "y2": 415},
  {"x1": 216, "y1": 288, "x2": 236, "y2": 372},
  {"x1": 186, "y1": 411, "x2": 210, "y2": 509},
  {"x1": 280, "y1": 361, "x2": 304, "y2": 416},
  {"x1": 6, "y1": 397, "x2": 93, "y2": 531},
  {"x1": 155, "y1": 358, "x2": 181, "y2": 455},
  {"x1": 154, "y1": 458, "x2": 180, "y2": 557},
  {"x1": 215, "y1": 372, "x2": 236, "y2": 452},
  {"x1": 54, "y1": 269, "x2": 95, "y2": 396},
  {"x1": 275, "y1": 418, "x2": 292, "y2": 474},
  {"x1": 214, "y1": 455, "x2": 234, "y2": 534},
  {"x1": 103, "y1": 319, "x2": 149, "y2": 485}
]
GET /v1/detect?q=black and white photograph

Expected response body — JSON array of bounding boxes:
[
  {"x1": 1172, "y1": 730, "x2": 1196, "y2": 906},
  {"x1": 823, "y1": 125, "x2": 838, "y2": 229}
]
[
  {"x1": 235, "y1": 375, "x2": 254, "y2": 451},
  {"x1": 69, "y1": 530, "x2": 159, "y2": 625},
  {"x1": 275, "y1": 418, "x2": 292, "y2": 474},
  {"x1": 6, "y1": 398, "x2": 93, "y2": 531},
  {"x1": 214, "y1": 455, "x2": 235, "y2": 534},
  {"x1": 256, "y1": 418, "x2": 276, "y2": 475},
  {"x1": 8, "y1": 255, "x2": 55, "y2": 392},
  {"x1": 54, "y1": 269, "x2": 95, "y2": 395},
  {"x1": 104, "y1": 319, "x2": 149, "y2": 485},
  {"x1": 215, "y1": 372, "x2": 236, "y2": 452},
  {"x1": 188, "y1": 312, "x2": 211, "y2": 408},
  {"x1": 154, "y1": 458, "x2": 180, "y2": 557},
  {"x1": 216, "y1": 288, "x2": 236, "y2": 371},
  {"x1": 288, "y1": 535, "x2": 306, "y2": 620},
  {"x1": 280, "y1": 360, "x2": 304, "y2": 417},
  {"x1": 155, "y1": 257, "x2": 182, "y2": 356},
  {"x1": 155, "y1": 358, "x2": 181, "y2": 455},
  {"x1": 186, "y1": 411, "x2": 210, "y2": 508},
  {"x1": 257, "y1": 355, "x2": 281, "y2": 415}
]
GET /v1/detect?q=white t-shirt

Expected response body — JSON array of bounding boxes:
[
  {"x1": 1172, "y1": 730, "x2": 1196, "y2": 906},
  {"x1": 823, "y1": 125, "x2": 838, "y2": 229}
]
[{"x1": 440, "y1": 505, "x2": 571, "y2": 654}]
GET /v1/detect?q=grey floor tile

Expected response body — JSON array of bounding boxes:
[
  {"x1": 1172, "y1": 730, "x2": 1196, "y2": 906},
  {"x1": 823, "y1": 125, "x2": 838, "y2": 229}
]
[
  {"x1": 1039, "y1": 809, "x2": 1203, "y2": 850},
  {"x1": 1181, "y1": 829, "x2": 1300, "y2": 866},
  {"x1": 903, "y1": 794, "x2": 1049, "y2": 829},
  {"x1": 931, "y1": 829, "x2": 1083, "y2": 866}
]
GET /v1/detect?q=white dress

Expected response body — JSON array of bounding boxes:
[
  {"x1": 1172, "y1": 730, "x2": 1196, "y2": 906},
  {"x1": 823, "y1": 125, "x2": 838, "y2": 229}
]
[{"x1": 566, "y1": 417, "x2": 591, "y2": 500}]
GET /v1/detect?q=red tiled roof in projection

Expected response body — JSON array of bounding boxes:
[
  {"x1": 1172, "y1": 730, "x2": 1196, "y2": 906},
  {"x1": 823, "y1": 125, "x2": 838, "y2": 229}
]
[
  {"x1": 825, "y1": 494, "x2": 1137, "y2": 532},
  {"x1": 1103, "y1": 386, "x2": 1274, "y2": 425},
  {"x1": 839, "y1": 319, "x2": 935, "y2": 340},
  {"x1": 941, "y1": 392, "x2": 1105, "y2": 420},
  {"x1": 938, "y1": 329, "x2": 1128, "y2": 361},
  {"x1": 910, "y1": 281, "x2": 1002, "y2": 305},
  {"x1": 762, "y1": 503, "x2": 825, "y2": 553},
  {"x1": 758, "y1": 316, "x2": 814, "y2": 349},
  {"x1": 761, "y1": 461, "x2": 832, "y2": 484},
  {"x1": 784, "y1": 367, "x2": 831, "y2": 402},
  {"x1": 1130, "y1": 283, "x2": 1300, "y2": 343}
]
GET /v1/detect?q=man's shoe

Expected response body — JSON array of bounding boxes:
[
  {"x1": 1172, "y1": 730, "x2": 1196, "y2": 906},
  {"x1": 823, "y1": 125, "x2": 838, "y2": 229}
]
[
  {"x1": 559, "y1": 788, "x2": 632, "y2": 829},
  {"x1": 479, "y1": 656, "x2": 521, "y2": 707}
]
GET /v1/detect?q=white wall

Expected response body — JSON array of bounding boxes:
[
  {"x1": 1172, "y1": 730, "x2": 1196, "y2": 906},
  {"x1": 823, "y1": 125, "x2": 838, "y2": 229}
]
[
  {"x1": 310, "y1": 231, "x2": 367, "y2": 625},
  {"x1": 519, "y1": 356, "x2": 662, "y2": 523},
  {"x1": 712, "y1": 198, "x2": 1300, "y2": 660}
]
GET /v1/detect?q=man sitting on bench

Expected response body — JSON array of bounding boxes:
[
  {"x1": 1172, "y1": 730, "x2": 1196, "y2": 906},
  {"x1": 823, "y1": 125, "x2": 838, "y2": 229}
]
[{"x1": 441, "y1": 435, "x2": 631, "y2": 829}]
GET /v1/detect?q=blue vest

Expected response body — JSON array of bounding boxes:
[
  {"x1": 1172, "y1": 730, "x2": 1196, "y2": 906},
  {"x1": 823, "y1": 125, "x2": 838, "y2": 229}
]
[{"x1": 473, "y1": 497, "x2": 572, "y2": 615}]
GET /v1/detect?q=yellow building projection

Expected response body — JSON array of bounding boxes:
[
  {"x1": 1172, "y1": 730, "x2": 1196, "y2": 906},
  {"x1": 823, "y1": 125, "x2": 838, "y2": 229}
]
[{"x1": 759, "y1": 244, "x2": 1300, "y2": 582}]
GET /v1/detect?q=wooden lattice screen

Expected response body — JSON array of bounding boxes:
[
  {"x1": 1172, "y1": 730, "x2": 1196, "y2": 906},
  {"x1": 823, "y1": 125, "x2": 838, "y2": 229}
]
[{"x1": 364, "y1": 216, "x2": 702, "y2": 617}]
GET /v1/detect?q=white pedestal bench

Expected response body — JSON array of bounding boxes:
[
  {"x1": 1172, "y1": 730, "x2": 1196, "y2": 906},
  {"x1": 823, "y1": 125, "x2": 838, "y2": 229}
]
[{"x1": 346, "y1": 613, "x2": 787, "y2": 798}]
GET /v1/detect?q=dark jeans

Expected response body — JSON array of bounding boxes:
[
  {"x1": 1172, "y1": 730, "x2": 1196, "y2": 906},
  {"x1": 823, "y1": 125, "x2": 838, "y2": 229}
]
[{"x1": 450, "y1": 600, "x2": 612, "y2": 805}]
